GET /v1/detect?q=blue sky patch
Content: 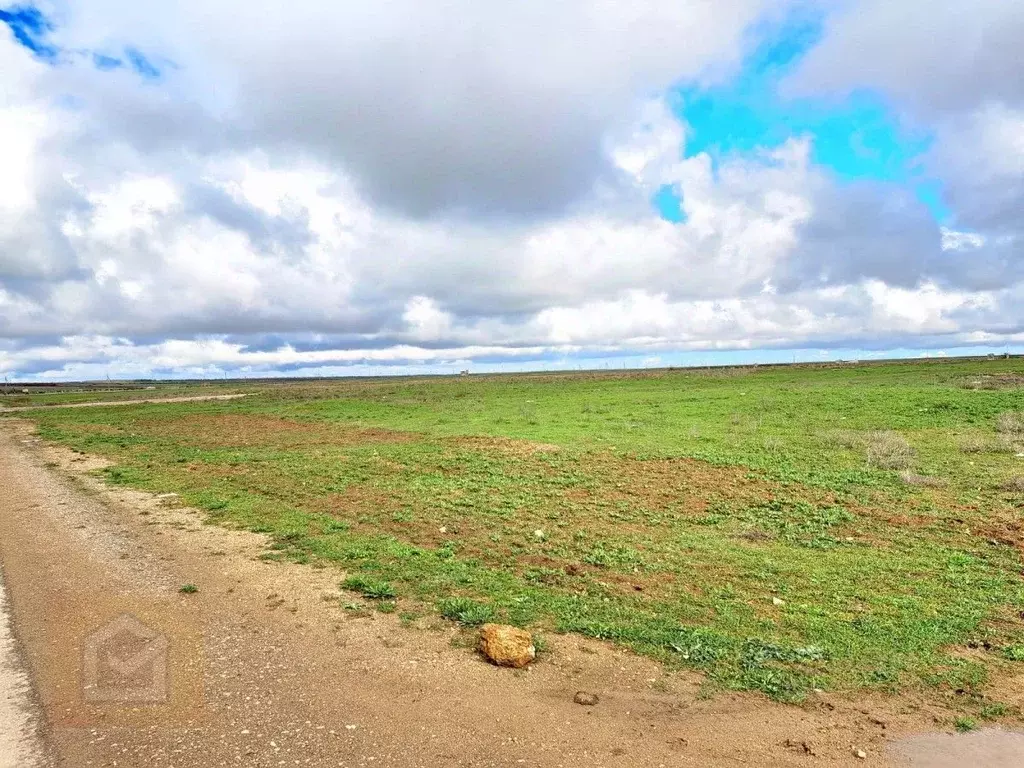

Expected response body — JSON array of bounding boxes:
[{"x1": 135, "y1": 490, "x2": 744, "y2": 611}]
[
  {"x1": 2, "y1": 4, "x2": 164, "y2": 80},
  {"x1": 671, "y1": 6, "x2": 950, "y2": 223},
  {"x1": 0, "y1": 4, "x2": 57, "y2": 60},
  {"x1": 125, "y1": 47, "x2": 161, "y2": 79},
  {"x1": 652, "y1": 184, "x2": 686, "y2": 223},
  {"x1": 92, "y1": 52, "x2": 124, "y2": 71}
]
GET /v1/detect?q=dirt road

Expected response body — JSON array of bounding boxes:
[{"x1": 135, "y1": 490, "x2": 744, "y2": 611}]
[
  {"x1": 0, "y1": 393, "x2": 249, "y2": 413},
  {"x1": 0, "y1": 419, "x2": 1020, "y2": 767},
  {"x1": 0, "y1": 567, "x2": 46, "y2": 767}
]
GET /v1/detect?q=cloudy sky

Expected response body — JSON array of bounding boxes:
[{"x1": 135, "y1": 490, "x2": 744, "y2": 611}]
[{"x1": 1, "y1": 1, "x2": 1022, "y2": 380}]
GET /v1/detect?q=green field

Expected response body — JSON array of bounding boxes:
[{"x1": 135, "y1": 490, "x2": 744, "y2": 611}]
[{"x1": 12, "y1": 359, "x2": 1024, "y2": 711}]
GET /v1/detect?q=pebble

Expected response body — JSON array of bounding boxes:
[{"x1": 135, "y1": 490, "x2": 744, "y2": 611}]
[{"x1": 573, "y1": 691, "x2": 599, "y2": 706}]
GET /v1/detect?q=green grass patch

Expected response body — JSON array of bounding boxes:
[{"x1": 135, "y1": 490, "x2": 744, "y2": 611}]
[
  {"x1": 23, "y1": 358, "x2": 1024, "y2": 703},
  {"x1": 341, "y1": 576, "x2": 397, "y2": 600}
]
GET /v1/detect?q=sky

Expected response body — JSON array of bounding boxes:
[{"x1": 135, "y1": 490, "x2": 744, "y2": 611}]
[{"x1": 0, "y1": 1, "x2": 1022, "y2": 381}]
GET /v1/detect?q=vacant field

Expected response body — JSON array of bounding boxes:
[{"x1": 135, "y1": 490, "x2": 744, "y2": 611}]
[
  {"x1": 11, "y1": 359, "x2": 1024, "y2": 716},
  {"x1": 0, "y1": 382, "x2": 244, "y2": 409}
]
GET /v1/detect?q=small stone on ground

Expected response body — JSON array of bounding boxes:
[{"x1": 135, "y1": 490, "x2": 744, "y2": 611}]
[{"x1": 478, "y1": 623, "x2": 535, "y2": 668}]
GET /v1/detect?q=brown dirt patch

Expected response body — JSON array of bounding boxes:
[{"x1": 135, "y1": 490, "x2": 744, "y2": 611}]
[
  {"x1": 135, "y1": 413, "x2": 420, "y2": 450},
  {"x1": 583, "y1": 453, "x2": 793, "y2": 515},
  {"x1": 449, "y1": 435, "x2": 562, "y2": 456}
]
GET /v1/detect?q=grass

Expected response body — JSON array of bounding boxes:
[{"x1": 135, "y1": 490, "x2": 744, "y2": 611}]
[
  {"x1": 999, "y1": 477, "x2": 1024, "y2": 492},
  {"x1": 954, "y1": 716, "x2": 978, "y2": 733},
  {"x1": 864, "y1": 431, "x2": 916, "y2": 470},
  {"x1": 13, "y1": 358, "x2": 1024, "y2": 705},
  {"x1": 438, "y1": 597, "x2": 497, "y2": 626},
  {"x1": 341, "y1": 575, "x2": 397, "y2": 600}
]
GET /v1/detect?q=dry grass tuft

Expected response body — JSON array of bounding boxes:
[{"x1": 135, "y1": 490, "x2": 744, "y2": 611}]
[
  {"x1": 960, "y1": 374, "x2": 1024, "y2": 391},
  {"x1": 899, "y1": 471, "x2": 947, "y2": 488},
  {"x1": 865, "y1": 431, "x2": 916, "y2": 470},
  {"x1": 958, "y1": 435, "x2": 989, "y2": 454},
  {"x1": 820, "y1": 430, "x2": 863, "y2": 450},
  {"x1": 958, "y1": 434, "x2": 1017, "y2": 454},
  {"x1": 998, "y1": 477, "x2": 1024, "y2": 493},
  {"x1": 996, "y1": 411, "x2": 1024, "y2": 437}
]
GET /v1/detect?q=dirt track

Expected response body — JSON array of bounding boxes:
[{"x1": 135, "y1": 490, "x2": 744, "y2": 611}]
[
  {"x1": 0, "y1": 393, "x2": 249, "y2": 413},
  {"x1": 0, "y1": 418, "x2": 1020, "y2": 767},
  {"x1": 0, "y1": 567, "x2": 46, "y2": 767}
]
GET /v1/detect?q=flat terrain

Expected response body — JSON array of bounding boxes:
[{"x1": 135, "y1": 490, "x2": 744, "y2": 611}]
[
  {"x1": 0, "y1": 568, "x2": 46, "y2": 767},
  {"x1": 0, "y1": 393, "x2": 250, "y2": 413},
  {"x1": 2, "y1": 359, "x2": 1024, "y2": 764},
  {"x1": 0, "y1": 419, "x2": 925, "y2": 766}
]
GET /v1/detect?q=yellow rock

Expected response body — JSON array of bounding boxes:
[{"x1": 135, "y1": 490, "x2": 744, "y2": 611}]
[{"x1": 478, "y1": 623, "x2": 535, "y2": 668}]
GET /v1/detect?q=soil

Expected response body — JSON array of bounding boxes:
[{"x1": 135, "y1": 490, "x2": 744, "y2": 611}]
[
  {"x1": 0, "y1": 566, "x2": 47, "y2": 767},
  {"x1": 0, "y1": 418, "x2": 1021, "y2": 767},
  {"x1": 0, "y1": 394, "x2": 250, "y2": 413}
]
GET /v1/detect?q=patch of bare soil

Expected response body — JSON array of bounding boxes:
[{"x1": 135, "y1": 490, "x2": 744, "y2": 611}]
[
  {"x1": 0, "y1": 393, "x2": 250, "y2": 412},
  {"x1": 0, "y1": 419, "x2": 1016, "y2": 767},
  {"x1": 131, "y1": 412, "x2": 421, "y2": 450},
  {"x1": 450, "y1": 435, "x2": 562, "y2": 456}
]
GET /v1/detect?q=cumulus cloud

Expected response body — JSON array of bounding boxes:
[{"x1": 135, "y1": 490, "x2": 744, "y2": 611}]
[
  {"x1": 789, "y1": 0, "x2": 1024, "y2": 115},
  {"x1": 0, "y1": 1, "x2": 1023, "y2": 380},
  {"x1": 787, "y1": 0, "x2": 1024, "y2": 300},
  {"x1": 41, "y1": 0, "x2": 773, "y2": 218}
]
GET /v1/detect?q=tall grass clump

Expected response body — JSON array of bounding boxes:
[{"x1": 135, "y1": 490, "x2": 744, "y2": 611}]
[
  {"x1": 996, "y1": 412, "x2": 1024, "y2": 440},
  {"x1": 959, "y1": 435, "x2": 1015, "y2": 454},
  {"x1": 899, "y1": 471, "x2": 946, "y2": 488},
  {"x1": 998, "y1": 477, "x2": 1024, "y2": 493},
  {"x1": 865, "y1": 431, "x2": 916, "y2": 470}
]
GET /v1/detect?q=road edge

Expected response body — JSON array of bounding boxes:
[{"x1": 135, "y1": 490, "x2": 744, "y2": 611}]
[{"x1": 0, "y1": 561, "x2": 50, "y2": 767}]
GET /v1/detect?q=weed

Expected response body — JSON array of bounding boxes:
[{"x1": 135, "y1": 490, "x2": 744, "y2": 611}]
[
  {"x1": 821, "y1": 430, "x2": 863, "y2": 450},
  {"x1": 995, "y1": 411, "x2": 1024, "y2": 437},
  {"x1": 1002, "y1": 646, "x2": 1024, "y2": 661},
  {"x1": 438, "y1": 597, "x2": 496, "y2": 626},
  {"x1": 582, "y1": 542, "x2": 645, "y2": 569},
  {"x1": 899, "y1": 471, "x2": 947, "y2": 488},
  {"x1": 954, "y1": 717, "x2": 977, "y2": 733},
  {"x1": 179, "y1": 583, "x2": 198, "y2": 594},
  {"x1": 341, "y1": 575, "x2": 396, "y2": 600},
  {"x1": 740, "y1": 499, "x2": 852, "y2": 547},
  {"x1": 980, "y1": 703, "x2": 1010, "y2": 720},
  {"x1": 864, "y1": 431, "x2": 916, "y2": 470},
  {"x1": 998, "y1": 477, "x2": 1024, "y2": 493},
  {"x1": 958, "y1": 435, "x2": 1015, "y2": 454}
]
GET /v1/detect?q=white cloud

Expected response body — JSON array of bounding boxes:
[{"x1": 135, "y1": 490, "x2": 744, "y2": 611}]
[
  {"x1": 1, "y1": 3, "x2": 1023, "y2": 379},
  {"x1": 789, "y1": 1, "x2": 1024, "y2": 115}
]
